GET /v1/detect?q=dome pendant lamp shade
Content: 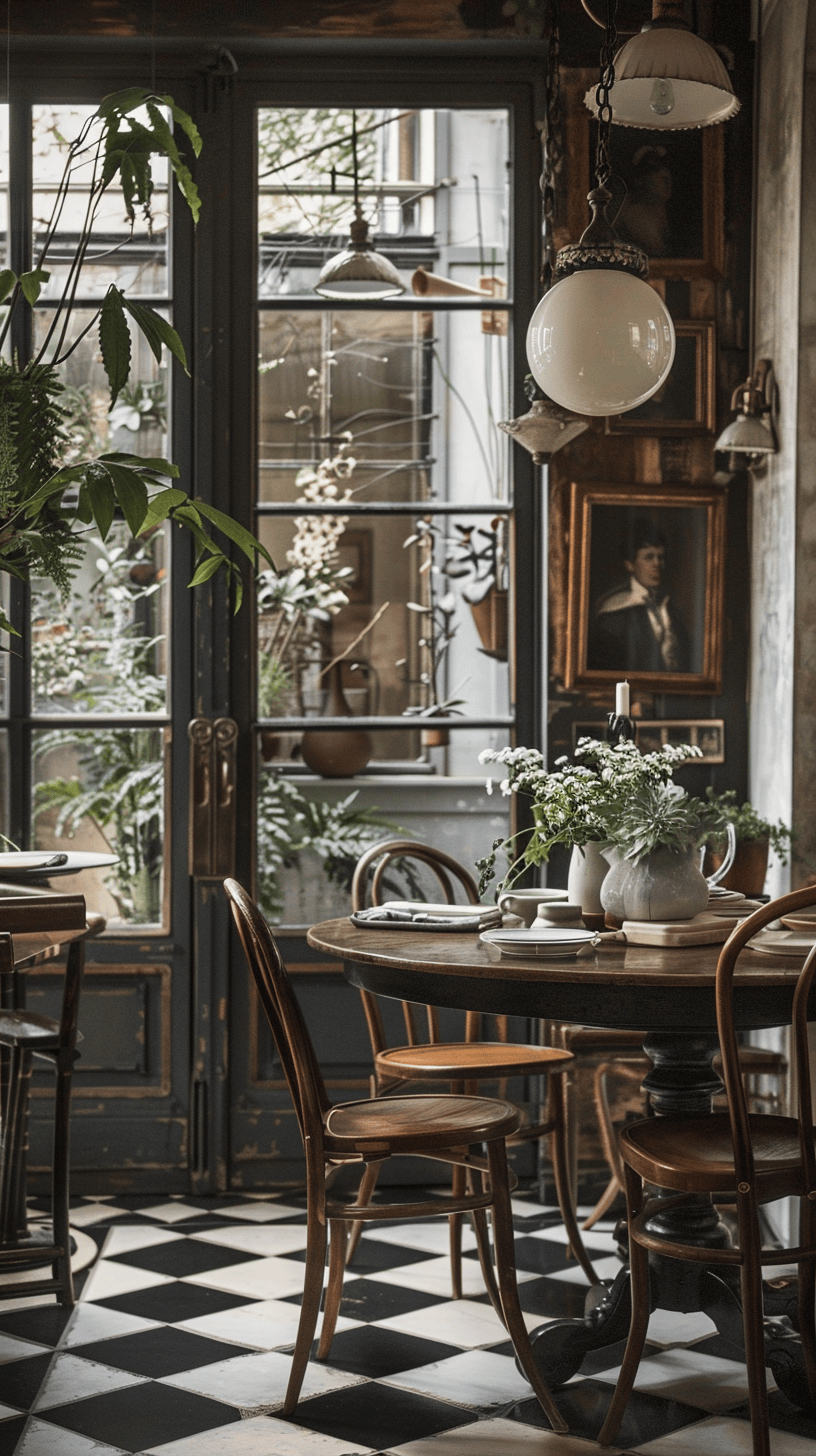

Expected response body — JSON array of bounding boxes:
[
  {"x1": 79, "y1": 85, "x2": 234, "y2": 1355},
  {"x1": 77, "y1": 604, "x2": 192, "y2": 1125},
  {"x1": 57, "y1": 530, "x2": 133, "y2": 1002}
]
[
  {"x1": 314, "y1": 109, "x2": 405, "y2": 300},
  {"x1": 315, "y1": 211, "x2": 405, "y2": 300},
  {"x1": 583, "y1": 0, "x2": 740, "y2": 130},
  {"x1": 526, "y1": 185, "x2": 675, "y2": 416}
]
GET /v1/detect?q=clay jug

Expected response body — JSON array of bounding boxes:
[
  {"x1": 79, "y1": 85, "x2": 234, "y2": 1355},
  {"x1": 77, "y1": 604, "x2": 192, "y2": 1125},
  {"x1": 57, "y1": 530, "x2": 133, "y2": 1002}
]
[{"x1": 300, "y1": 665, "x2": 372, "y2": 778}]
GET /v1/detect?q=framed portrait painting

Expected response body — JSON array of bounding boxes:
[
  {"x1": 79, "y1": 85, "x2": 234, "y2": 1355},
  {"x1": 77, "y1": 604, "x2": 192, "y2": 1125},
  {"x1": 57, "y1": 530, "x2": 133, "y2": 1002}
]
[
  {"x1": 589, "y1": 123, "x2": 724, "y2": 279},
  {"x1": 565, "y1": 482, "x2": 727, "y2": 695},
  {"x1": 605, "y1": 321, "x2": 715, "y2": 435}
]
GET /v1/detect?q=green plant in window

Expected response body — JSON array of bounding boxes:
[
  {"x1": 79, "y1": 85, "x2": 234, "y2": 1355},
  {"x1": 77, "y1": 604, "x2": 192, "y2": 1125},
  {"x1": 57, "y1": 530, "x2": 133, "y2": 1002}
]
[{"x1": 0, "y1": 88, "x2": 271, "y2": 636}]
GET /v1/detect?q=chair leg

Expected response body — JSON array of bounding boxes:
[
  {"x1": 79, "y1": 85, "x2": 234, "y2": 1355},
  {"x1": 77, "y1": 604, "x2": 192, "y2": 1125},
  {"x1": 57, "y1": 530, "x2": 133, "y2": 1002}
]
[
  {"x1": 486, "y1": 1137, "x2": 568, "y2": 1433},
  {"x1": 317, "y1": 1219, "x2": 349, "y2": 1359},
  {"x1": 548, "y1": 1073, "x2": 599, "y2": 1285},
  {"x1": 345, "y1": 1161, "x2": 381, "y2": 1267},
  {"x1": 0, "y1": 1048, "x2": 24, "y2": 1244},
  {"x1": 283, "y1": 1195, "x2": 328, "y2": 1415},
  {"x1": 51, "y1": 1058, "x2": 75, "y2": 1307},
  {"x1": 582, "y1": 1172, "x2": 622, "y2": 1231},
  {"x1": 471, "y1": 1200, "x2": 504, "y2": 1322},
  {"x1": 737, "y1": 1203, "x2": 771, "y2": 1456},
  {"x1": 449, "y1": 1160, "x2": 466, "y2": 1299},
  {"x1": 797, "y1": 1198, "x2": 816, "y2": 1410},
  {"x1": 598, "y1": 1164, "x2": 651, "y2": 1447}
]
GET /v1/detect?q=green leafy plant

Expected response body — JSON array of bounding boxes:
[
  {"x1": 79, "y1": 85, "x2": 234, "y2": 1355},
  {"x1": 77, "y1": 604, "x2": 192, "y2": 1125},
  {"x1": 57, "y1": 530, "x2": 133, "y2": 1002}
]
[
  {"x1": 255, "y1": 776, "x2": 404, "y2": 921},
  {"x1": 476, "y1": 736, "x2": 703, "y2": 896},
  {"x1": 612, "y1": 780, "x2": 720, "y2": 863},
  {"x1": 0, "y1": 88, "x2": 271, "y2": 633},
  {"x1": 704, "y1": 788, "x2": 793, "y2": 863}
]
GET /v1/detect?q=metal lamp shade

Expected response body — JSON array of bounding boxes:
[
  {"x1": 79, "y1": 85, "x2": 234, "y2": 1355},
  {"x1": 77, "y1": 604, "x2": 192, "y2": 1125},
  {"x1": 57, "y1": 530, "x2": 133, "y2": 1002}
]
[
  {"x1": 584, "y1": 27, "x2": 740, "y2": 130},
  {"x1": 526, "y1": 268, "x2": 676, "y2": 417},
  {"x1": 714, "y1": 414, "x2": 775, "y2": 456},
  {"x1": 315, "y1": 214, "x2": 404, "y2": 300}
]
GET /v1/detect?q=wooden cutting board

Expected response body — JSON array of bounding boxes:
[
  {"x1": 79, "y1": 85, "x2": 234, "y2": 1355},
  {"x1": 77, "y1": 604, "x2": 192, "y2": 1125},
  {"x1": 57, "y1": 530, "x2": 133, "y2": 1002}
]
[{"x1": 622, "y1": 912, "x2": 741, "y2": 947}]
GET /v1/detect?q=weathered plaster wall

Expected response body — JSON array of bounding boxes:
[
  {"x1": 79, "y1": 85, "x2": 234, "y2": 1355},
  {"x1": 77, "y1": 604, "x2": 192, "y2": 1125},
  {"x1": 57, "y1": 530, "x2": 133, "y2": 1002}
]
[{"x1": 752, "y1": 0, "x2": 809, "y2": 893}]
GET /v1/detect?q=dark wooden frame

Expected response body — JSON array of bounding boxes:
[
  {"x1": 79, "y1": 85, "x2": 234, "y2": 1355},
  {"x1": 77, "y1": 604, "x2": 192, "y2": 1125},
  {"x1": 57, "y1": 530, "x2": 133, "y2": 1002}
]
[
  {"x1": 605, "y1": 321, "x2": 716, "y2": 436},
  {"x1": 564, "y1": 481, "x2": 727, "y2": 695},
  {"x1": 592, "y1": 124, "x2": 725, "y2": 280}
]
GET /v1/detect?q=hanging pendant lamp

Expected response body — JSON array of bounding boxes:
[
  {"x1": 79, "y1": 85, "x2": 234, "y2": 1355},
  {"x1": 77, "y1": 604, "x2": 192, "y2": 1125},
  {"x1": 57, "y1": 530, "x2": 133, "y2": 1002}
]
[
  {"x1": 526, "y1": 1, "x2": 675, "y2": 417},
  {"x1": 315, "y1": 111, "x2": 405, "y2": 300},
  {"x1": 583, "y1": 0, "x2": 739, "y2": 130}
]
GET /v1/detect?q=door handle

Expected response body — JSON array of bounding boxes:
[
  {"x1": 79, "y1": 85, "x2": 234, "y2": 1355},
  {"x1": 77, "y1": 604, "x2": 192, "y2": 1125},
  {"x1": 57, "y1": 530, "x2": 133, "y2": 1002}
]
[{"x1": 188, "y1": 717, "x2": 238, "y2": 878}]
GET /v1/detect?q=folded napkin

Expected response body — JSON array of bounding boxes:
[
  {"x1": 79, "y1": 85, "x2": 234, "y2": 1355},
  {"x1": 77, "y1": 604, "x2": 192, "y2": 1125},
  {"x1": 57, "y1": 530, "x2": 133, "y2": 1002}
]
[{"x1": 351, "y1": 904, "x2": 502, "y2": 932}]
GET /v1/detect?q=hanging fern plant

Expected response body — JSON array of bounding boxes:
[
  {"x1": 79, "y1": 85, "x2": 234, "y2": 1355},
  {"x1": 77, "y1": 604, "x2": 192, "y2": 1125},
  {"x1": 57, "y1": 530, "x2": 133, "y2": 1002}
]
[{"x1": 0, "y1": 87, "x2": 271, "y2": 633}]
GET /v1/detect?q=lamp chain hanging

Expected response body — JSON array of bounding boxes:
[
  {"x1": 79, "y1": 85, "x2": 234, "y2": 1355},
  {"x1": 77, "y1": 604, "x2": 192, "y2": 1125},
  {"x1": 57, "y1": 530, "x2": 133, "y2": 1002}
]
[
  {"x1": 540, "y1": 0, "x2": 563, "y2": 291},
  {"x1": 351, "y1": 109, "x2": 361, "y2": 219},
  {"x1": 593, "y1": 0, "x2": 618, "y2": 188}
]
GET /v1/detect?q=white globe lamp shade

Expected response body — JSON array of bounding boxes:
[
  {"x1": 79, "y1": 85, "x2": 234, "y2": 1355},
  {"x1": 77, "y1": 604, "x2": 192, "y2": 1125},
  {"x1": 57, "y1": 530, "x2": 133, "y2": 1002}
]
[{"x1": 526, "y1": 268, "x2": 675, "y2": 417}]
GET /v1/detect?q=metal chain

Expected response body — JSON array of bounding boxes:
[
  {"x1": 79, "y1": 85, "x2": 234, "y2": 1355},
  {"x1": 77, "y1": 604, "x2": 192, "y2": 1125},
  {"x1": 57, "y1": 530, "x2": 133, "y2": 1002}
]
[
  {"x1": 540, "y1": 0, "x2": 563, "y2": 289},
  {"x1": 593, "y1": 0, "x2": 618, "y2": 187}
]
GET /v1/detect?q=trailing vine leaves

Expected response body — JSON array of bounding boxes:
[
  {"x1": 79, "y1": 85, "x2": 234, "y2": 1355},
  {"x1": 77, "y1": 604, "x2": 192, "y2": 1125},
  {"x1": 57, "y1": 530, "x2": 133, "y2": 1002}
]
[{"x1": 0, "y1": 89, "x2": 271, "y2": 634}]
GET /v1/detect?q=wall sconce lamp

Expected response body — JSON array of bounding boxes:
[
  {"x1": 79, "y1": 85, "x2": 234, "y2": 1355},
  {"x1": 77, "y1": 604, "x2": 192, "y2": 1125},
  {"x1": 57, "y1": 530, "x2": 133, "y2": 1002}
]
[
  {"x1": 714, "y1": 358, "x2": 777, "y2": 469},
  {"x1": 582, "y1": 0, "x2": 740, "y2": 131}
]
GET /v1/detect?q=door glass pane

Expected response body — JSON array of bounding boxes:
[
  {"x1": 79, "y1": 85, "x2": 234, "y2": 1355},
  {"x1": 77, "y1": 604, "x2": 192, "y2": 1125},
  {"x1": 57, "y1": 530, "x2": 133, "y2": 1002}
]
[
  {"x1": 255, "y1": 103, "x2": 513, "y2": 925},
  {"x1": 32, "y1": 725, "x2": 167, "y2": 928},
  {"x1": 31, "y1": 524, "x2": 169, "y2": 717}
]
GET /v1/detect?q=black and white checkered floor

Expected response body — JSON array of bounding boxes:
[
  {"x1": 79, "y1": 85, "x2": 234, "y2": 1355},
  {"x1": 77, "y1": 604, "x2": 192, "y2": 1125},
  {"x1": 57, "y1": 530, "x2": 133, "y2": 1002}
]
[{"x1": 0, "y1": 1191, "x2": 814, "y2": 1455}]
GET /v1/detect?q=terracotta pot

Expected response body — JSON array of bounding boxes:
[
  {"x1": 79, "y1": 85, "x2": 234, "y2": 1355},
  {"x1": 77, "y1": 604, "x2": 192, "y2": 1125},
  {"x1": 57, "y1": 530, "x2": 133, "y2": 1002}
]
[
  {"x1": 703, "y1": 838, "x2": 770, "y2": 897},
  {"x1": 421, "y1": 724, "x2": 450, "y2": 748},
  {"x1": 300, "y1": 665, "x2": 372, "y2": 777},
  {"x1": 468, "y1": 588, "x2": 508, "y2": 661}
]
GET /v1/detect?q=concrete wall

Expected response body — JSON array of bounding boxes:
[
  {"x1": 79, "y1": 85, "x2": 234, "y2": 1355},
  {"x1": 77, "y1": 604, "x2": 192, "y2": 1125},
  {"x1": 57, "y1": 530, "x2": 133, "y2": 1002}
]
[{"x1": 752, "y1": 0, "x2": 810, "y2": 893}]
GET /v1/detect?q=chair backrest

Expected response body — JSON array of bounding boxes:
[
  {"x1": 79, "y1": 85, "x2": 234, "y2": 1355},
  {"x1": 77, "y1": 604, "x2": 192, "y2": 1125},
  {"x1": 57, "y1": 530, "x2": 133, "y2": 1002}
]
[
  {"x1": 715, "y1": 885, "x2": 816, "y2": 1194},
  {"x1": 351, "y1": 840, "x2": 484, "y2": 1053},
  {"x1": 224, "y1": 879, "x2": 330, "y2": 1152},
  {"x1": 352, "y1": 839, "x2": 480, "y2": 913}
]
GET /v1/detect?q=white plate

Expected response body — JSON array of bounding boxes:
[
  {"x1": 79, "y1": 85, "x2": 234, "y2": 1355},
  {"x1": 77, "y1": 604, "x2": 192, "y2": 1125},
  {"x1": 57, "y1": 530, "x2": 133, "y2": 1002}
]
[
  {"x1": 480, "y1": 927, "x2": 599, "y2": 959},
  {"x1": 0, "y1": 851, "x2": 118, "y2": 879},
  {"x1": 748, "y1": 929, "x2": 816, "y2": 956},
  {"x1": 780, "y1": 912, "x2": 816, "y2": 931}
]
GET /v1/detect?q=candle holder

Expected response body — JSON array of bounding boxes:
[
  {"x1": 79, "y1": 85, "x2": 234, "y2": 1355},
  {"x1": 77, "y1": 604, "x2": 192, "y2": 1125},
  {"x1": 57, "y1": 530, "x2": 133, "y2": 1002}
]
[{"x1": 606, "y1": 710, "x2": 635, "y2": 746}]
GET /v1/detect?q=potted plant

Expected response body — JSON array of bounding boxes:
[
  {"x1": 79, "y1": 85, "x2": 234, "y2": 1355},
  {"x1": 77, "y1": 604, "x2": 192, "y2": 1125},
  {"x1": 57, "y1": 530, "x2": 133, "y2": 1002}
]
[
  {"x1": 476, "y1": 736, "x2": 703, "y2": 918},
  {"x1": 703, "y1": 789, "x2": 793, "y2": 895},
  {"x1": 600, "y1": 778, "x2": 720, "y2": 922},
  {"x1": 444, "y1": 517, "x2": 508, "y2": 661},
  {"x1": 0, "y1": 88, "x2": 269, "y2": 634}
]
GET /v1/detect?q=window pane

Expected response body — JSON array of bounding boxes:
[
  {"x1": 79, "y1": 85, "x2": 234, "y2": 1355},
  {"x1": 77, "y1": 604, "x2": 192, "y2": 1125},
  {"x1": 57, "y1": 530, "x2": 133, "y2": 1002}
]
[
  {"x1": 32, "y1": 725, "x2": 167, "y2": 928},
  {"x1": 32, "y1": 105, "x2": 169, "y2": 296},
  {"x1": 31, "y1": 524, "x2": 169, "y2": 717},
  {"x1": 258, "y1": 307, "x2": 509, "y2": 503}
]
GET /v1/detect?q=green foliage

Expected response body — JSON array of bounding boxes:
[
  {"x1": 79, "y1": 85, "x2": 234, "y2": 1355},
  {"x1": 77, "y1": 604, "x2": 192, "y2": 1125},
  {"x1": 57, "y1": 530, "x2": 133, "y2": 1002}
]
[
  {"x1": 704, "y1": 787, "x2": 793, "y2": 862},
  {"x1": 256, "y1": 777, "x2": 403, "y2": 922},
  {"x1": 0, "y1": 90, "x2": 271, "y2": 630}
]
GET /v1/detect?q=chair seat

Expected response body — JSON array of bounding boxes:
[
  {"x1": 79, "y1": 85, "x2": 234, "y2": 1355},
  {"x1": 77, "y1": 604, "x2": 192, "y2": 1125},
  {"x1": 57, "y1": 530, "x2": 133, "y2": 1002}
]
[
  {"x1": 324, "y1": 1092, "x2": 520, "y2": 1155},
  {"x1": 374, "y1": 1041, "x2": 573, "y2": 1081},
  {"x1": 621, "y1": 1112, "x2": 805, "y2": 1195},
  {"x1": 0, "y1": 1011, "x2": 61, "y2": 1050}
]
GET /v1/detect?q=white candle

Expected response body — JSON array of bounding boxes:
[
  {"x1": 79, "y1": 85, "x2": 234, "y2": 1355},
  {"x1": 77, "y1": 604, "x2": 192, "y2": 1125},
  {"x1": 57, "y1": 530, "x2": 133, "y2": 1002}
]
[{"x1": 615, "y1": 681, "x2": 630, "y2": 717}]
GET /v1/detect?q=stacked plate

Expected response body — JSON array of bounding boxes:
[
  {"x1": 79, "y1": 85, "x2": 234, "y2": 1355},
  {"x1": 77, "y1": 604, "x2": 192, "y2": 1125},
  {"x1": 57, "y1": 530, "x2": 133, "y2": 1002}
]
[{"x1": 479, "y1": 927, "x2": 599, "y2": 960}]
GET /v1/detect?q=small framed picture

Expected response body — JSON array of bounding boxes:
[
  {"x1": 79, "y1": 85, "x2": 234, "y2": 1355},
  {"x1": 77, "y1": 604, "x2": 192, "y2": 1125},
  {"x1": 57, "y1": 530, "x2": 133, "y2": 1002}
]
[
  {"x1": 573, "y1": 719, "x2": 725, "y2": 764},
  {"x1": 565, "y1": 481, "x2": 727, "y2": 695},
  {"x1": 598, "y1": 126, "x2": 725, "y2": 279},
  {"x1": 605, "y1": 321, "x2": 716, "y2": 435}
]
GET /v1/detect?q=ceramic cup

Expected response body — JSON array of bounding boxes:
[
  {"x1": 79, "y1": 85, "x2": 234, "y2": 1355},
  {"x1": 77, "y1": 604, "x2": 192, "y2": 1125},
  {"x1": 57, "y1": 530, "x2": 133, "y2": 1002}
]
[
  {"x1": 497, "y1": 887, "x2": 568, "y2": 927},
  {"x1": 531, "y1": 902, "x2": 586, "y2": 930}
]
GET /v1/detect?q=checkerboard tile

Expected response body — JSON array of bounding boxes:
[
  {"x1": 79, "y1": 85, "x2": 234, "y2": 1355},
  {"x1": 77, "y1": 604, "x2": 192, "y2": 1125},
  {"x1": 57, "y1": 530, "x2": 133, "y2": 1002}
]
[{"x1": 0, "y1": 1191, "x2": 809, "y2": 1456}]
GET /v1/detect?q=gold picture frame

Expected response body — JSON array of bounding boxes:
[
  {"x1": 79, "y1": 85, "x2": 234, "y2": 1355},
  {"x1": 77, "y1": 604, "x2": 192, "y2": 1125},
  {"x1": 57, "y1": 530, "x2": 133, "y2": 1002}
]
[
  {"x1": 565, "y1": 481, "x2": 727, "y2": 695},
  {"x1": 605, "y1": 321, "x2": 716, "y2": 435}
]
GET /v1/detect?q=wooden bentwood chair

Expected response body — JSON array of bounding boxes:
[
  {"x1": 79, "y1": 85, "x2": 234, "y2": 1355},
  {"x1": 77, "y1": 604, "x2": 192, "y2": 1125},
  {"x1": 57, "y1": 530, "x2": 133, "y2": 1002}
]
[
  {"x1": 224, "y1": 878, "x2": 568, "y2": 1430},
  {"x1": 349, "y1": 840, "x2": 598, "y2": 1291},
  {"x1": 598, "y1": 884, "x2": 816, "y2": 1456}
]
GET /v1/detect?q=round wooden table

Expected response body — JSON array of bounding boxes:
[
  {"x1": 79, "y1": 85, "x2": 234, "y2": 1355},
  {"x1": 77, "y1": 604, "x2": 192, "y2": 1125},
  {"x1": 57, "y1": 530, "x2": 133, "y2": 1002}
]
[{"x1": 307, "y1": 918, "x2": 809, "y2": 1404}]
